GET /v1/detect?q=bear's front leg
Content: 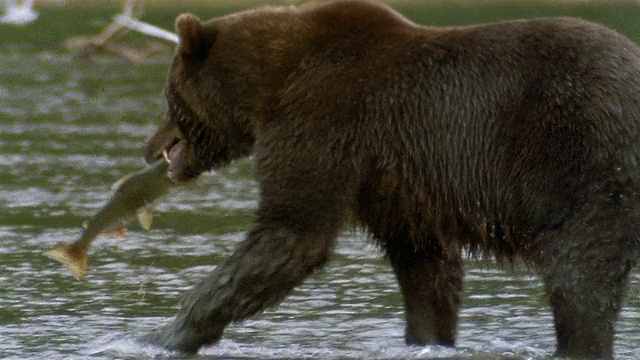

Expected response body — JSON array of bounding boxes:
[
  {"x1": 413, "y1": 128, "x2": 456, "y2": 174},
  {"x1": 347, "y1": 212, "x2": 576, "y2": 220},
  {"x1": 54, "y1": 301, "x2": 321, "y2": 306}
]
[
  {"x1": 142, "y1": 223, "x2": 339, "y2": 353},
  {"x1": 142, "y1": 161, "x2": 355, "y2": 353},
  {"x1": 384, "y1": 237, "x2": 463, "y2": 346}
]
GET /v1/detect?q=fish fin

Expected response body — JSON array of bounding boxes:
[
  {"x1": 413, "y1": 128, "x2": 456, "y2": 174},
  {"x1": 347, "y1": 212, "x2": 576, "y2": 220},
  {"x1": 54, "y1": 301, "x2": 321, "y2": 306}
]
[
  {"x1": 113, "y1": 226, "x2": 127, "y2": 241},
  {"x1": 137, "y1": 208, "x2": 153, "y2": 231},
  {"x1": 100, "y1": 225, "x2": 127, "y2": 241},
  {"x1": 43, "y1": 244, "x2": 89, "y2": 280}
]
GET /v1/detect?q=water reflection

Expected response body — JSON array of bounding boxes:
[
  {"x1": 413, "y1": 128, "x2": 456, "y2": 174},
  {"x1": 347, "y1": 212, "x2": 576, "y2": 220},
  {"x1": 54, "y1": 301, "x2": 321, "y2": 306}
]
[{"x1": 2, "y1": 219, "x2": 637, "y2": 359}]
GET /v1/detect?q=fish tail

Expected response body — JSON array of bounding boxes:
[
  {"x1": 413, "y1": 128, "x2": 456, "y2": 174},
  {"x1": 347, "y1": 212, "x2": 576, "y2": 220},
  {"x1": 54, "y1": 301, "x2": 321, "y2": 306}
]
[{"x1": 43, "y1": 244, "x2": 89, "y2": 280}]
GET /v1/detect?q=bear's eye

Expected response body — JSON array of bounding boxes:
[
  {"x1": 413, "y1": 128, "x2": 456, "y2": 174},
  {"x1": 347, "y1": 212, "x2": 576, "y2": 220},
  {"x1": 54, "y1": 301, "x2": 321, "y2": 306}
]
[
  {"x1": 168, "y1": 102, "x2": 191, "y2": 136},
  {"x1": 164, "y1": 86, "x2": 215, "y2": 153},
  {"x1": 165, "y1": 85, "x2": 195, "y2": 129}
]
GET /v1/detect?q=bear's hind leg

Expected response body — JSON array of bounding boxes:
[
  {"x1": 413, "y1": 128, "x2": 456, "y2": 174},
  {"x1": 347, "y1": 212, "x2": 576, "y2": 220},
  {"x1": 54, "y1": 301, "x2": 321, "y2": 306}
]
[
  {"x1": 385, "y1": 239, "x2": 463, "y2": 347},
  {"x1": 536, "y1": 209, "x2": 639, "y2": 359}
]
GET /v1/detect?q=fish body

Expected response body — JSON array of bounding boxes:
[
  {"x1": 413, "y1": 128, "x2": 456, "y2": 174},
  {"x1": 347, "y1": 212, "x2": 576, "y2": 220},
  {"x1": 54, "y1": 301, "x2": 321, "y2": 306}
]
[{"x1": 44, "y1": 159, "x2": 174, "y2": 279}]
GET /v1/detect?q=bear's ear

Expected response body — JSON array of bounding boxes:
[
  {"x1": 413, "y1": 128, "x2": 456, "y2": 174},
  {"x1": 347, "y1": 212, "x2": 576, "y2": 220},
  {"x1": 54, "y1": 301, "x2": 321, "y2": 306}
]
[{"x1": 175, "y1": 13, "x2": 211, "y2": 58}]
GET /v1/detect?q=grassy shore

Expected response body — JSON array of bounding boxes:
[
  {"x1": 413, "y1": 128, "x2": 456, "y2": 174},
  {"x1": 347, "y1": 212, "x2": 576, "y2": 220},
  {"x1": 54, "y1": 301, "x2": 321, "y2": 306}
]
[{"x1": 3, "y1": 1, "x2": 640, "y2": 52}]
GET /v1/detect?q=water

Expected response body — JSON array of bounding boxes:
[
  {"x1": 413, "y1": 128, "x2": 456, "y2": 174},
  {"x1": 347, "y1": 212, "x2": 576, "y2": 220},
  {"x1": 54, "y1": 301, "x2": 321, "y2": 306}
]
[{"x1": 1, "y1": 2, "x2": 639, "y2": 359}]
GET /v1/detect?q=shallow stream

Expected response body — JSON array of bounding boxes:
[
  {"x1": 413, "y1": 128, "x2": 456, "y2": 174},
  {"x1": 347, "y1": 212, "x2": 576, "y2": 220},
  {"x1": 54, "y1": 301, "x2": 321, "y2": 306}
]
[{"x1": 1, "y1": 2, "x2": 638, "y2": 359}]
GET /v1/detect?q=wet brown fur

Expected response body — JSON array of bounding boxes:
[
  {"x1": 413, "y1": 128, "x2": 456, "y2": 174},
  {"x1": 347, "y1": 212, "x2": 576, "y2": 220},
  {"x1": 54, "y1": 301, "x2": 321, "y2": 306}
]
[{"x1": 143, "y1": 1, "x2": 640, "y2": 358}]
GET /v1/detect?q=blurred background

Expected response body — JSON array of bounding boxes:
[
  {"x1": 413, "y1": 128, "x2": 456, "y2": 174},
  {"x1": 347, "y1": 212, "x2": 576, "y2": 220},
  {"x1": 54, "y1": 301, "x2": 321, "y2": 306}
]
[{"x1": 1, "y1": 1, "x2": 639, "y2": 359}]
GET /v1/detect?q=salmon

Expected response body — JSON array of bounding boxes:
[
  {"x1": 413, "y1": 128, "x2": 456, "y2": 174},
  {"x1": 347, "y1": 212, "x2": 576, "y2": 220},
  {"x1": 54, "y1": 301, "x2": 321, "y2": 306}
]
[{"x1": 44, "y1": 159, "x2": 175, "y2": 279}]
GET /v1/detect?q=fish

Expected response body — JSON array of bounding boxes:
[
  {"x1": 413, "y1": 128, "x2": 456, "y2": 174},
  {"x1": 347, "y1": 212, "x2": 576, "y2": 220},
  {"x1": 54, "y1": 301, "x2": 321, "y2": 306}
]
[{"x1": 43, "y1": 158, "x2": 175, "y2": 279}]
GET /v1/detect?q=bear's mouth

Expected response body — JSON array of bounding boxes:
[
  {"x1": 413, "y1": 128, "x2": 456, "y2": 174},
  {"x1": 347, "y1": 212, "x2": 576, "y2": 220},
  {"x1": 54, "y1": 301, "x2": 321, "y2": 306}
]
[
  {"x1": 162, "y1": 138, "x2": 183, "y2": 165},
  {"x1": 160, "y1": 138, "x2": 202, "y2": 183}
]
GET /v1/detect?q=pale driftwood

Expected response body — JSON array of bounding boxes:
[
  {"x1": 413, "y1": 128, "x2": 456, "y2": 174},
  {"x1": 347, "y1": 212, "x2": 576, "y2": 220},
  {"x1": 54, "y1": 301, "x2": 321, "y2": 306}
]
[{"x1": 65, "y1": 0, "x2": 177, "y2": 62}]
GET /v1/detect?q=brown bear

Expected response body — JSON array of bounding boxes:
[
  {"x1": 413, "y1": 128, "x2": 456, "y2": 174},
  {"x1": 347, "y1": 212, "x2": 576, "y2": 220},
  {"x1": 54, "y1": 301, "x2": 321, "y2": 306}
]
[{"x1": 142, "y1": 0, "x2": 640, "y2": 358}]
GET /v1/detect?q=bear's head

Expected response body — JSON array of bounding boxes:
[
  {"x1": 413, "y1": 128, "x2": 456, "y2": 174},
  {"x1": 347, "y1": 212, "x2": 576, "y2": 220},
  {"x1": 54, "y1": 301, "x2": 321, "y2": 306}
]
[
  {"x1": 145, "y1": 9, "x2": 298, "y2": 182},
  {"x1": 144, "y1": 1, "x2": 408, "y2": 182}
]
